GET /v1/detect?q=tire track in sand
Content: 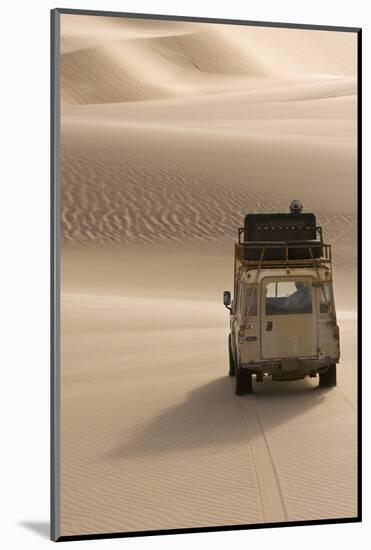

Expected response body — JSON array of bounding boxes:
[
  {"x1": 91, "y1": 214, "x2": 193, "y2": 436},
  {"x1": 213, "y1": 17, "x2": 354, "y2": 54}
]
[
  {"x1": 230, "y1": 380, "x2": 288, "y2": 523},
  {"x1": 230, "y1": 376, "x2": 357, "y2": 522},
  {"x1": 247, "y1": 380, "x2": 357, "y2": 521}
]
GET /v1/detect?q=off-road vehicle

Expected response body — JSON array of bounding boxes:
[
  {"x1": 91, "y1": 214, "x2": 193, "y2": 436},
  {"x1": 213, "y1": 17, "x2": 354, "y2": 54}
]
[{"x1": 223, "y1": 201, "x2": 340, "y2": 395}]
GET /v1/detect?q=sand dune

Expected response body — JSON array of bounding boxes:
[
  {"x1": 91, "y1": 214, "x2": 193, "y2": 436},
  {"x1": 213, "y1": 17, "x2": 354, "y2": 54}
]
[
  {"x1": 63, "y1": 74, "x2": 356, "y2": 111},
  {"x1": 61, "y1": 89, "x2": 356, "y2": 270},
  {"x1": 61, "y1": 15, "x2": 202, "y2": 54},
  {"x1": 61, "y1": 45, "x2": 171, "y2": 104},
  {"x1": 61, "y1": 24, "x2": 268, "y2": 105},
  {"x1": 61, "y1": 16, "x2": 356, "y2": 105},
  {"x1": 59, "y1": 14, "x2": 358, "y2": 538}
]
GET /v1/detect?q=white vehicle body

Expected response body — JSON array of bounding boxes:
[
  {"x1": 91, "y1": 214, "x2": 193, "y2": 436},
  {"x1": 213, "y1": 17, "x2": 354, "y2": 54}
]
[
  {"x1": 224, "y1": 211, "x2": 340, "y2": 394},
  {"x1": 230, "y1": 265, "x2": 339, "y2": 381}
]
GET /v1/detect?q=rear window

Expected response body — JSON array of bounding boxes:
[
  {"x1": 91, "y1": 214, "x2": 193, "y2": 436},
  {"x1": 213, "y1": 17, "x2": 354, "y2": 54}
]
[{"x1": 265, "y1": 280, "x2": 312, "y2": 315}]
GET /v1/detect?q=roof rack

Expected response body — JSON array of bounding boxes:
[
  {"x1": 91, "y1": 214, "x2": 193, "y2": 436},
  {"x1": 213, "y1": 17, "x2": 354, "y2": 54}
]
[
  {"x1": 238, "y1": 226, "x2": 324, "y2": 245},
  {"x1": 235, "y1": 226, "x2": 332, "y2": 272}
]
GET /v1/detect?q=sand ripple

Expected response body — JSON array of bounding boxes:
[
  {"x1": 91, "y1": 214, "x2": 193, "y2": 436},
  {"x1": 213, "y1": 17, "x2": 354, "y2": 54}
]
[{"x1": 61, "y1": 134, "x2": 356, "y2": 250}]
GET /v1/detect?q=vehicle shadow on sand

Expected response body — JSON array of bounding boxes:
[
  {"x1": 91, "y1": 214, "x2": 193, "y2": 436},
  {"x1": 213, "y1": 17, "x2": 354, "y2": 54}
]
[{"x1": 108, "y1": 375, "x2": 330, "y2": 460}]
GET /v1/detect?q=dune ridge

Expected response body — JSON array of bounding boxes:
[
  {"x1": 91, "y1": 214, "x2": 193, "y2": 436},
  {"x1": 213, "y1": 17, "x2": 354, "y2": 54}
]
[
  {"x1": 61, "y1": 26, "x2": 268, "y2": 105},
  {"x1": 61, "y1": 16, "x2": 356, "y2": 106}
]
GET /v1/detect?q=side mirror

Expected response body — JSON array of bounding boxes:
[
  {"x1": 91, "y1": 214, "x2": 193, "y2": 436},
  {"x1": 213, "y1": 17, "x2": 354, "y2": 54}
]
[{"x1": 223, "y1": 291, "x2": 231, "y2": 308}]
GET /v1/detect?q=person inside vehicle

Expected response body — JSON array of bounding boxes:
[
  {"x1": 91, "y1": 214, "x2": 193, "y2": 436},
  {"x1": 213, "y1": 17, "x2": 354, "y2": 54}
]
[{"x1": 284, "y1": 281, "x2": 312, "y2": 313}]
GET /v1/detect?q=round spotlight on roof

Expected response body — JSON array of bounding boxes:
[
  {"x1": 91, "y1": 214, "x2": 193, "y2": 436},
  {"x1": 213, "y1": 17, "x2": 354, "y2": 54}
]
[{"x1": 290, "y1": 200, "x2": 303, "y2": 214}]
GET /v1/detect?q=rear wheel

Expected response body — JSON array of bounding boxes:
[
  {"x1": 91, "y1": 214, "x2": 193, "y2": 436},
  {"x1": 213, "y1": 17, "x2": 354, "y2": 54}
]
[
  {"x1": 228, "y1": 334, "x2": 235, "y2": 377},
  {"x1": 235, "y1": 366, "x2": 253, "y2": 395},
  {"x1": 319, "y1": 363, "x2": 337, "y2": 388}
]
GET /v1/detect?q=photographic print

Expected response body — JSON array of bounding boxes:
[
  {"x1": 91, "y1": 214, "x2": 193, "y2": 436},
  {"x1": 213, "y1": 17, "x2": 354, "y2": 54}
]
[{"x1": 51, "y1": 9, "x2": 360, "y2": 541}]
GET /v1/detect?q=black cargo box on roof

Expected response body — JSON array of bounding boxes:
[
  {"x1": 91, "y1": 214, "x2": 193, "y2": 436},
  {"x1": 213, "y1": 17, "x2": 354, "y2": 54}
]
[
  {"x1": 244, "y1": 213, "x2": 317, "y2": 242},
  {"x1": 243, "y1": 213, "x2": 322, "y2": 260}
]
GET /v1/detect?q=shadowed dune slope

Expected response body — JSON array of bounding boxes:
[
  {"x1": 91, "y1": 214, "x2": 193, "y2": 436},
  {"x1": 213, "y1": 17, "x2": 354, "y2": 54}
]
[
  {"x1": 60, "y1": 30, "x2": 268, "y2": 105},
  {"x1": 61, "y1": 45, "x2": 171, "y2": 105}
]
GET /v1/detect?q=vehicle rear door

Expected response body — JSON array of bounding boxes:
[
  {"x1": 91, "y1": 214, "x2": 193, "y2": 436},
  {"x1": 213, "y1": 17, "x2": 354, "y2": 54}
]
[{"x1": 261, "y1": 277, "x2": 317, "y2": 359}]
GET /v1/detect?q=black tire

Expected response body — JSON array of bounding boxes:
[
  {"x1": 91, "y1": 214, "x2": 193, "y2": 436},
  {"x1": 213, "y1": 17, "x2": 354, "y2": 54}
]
[
  {"x1": 235, "y1": 366, "x2": 253, "y2": 395},
  {"x1": 228, "y1": 334, "x2": 236, "y2": 377},
  {"x1": 319, "y1": 364, "x2": 337, "y2": 388}
]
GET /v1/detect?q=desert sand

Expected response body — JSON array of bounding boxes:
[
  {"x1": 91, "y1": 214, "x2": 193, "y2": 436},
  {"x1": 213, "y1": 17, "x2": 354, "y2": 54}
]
[{"x1": 59, "y1": 14, "x2": 358, "y2": 536}]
